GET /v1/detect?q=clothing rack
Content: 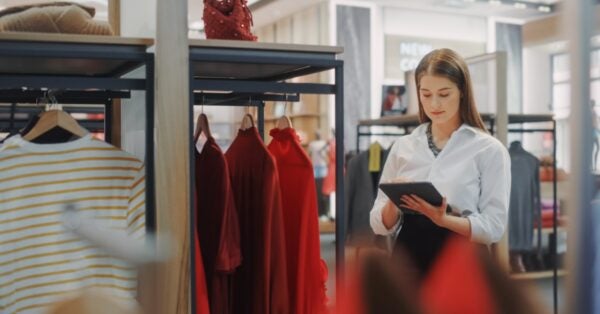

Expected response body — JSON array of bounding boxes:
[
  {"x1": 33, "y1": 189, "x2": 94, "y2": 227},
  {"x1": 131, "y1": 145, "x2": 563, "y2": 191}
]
[
  {"x1": 0, "y1": 90, "x2": 131, "y2": 138},
  {"x1": 0, "y1": 33, "x2": 156, "y2": 232},
  {"x1": 355, "y1": 113, "x2": 495, "y2": 152},
  {"x1": 188, "y1": 40, "x2": 344, "y2": 310},
  {"x1": 356, "y1": 112, "x2": 560, "y2": 314}
]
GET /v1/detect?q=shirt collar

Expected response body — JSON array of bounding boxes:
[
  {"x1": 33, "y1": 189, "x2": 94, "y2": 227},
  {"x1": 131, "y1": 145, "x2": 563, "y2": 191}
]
[{"x1": 415, "y1": 122, "x2": 480, "y2": 136}]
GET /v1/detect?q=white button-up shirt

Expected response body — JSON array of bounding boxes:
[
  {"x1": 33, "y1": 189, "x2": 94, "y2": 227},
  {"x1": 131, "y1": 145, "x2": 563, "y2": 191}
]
[{"x1": 369, "y1": 123, "x2": 511, "y2": 245}]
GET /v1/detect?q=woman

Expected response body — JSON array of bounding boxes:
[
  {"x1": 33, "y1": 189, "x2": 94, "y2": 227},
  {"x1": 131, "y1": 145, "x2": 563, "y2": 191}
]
[{"x1": 370, "y1": 48, "x2": 511, "y2": 278}]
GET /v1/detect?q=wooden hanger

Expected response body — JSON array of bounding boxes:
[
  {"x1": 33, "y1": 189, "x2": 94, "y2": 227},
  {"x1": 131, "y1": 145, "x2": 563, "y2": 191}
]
[
  {"x1": 276, "y1": 115, "x2": 293, "y2": 129},
  {"x1": 240, "y1": 113, "x2": 255, "y2": 130},
  {"x1": 23, "y1": 109, "x2": 88, "y2": 141},
  {"x1": 194, "y1": 113, "x2": 212, "y2": 143}
]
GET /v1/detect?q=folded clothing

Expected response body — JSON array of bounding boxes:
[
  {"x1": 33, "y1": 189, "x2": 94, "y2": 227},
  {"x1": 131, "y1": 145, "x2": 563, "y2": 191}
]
[{"x1": 0, "y1": 2, "x2": 113, "y2": 35}]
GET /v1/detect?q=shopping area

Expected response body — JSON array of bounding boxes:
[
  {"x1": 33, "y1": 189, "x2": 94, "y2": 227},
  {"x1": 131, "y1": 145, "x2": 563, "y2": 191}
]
[{"x1": 0, "y1": 0, "x2": 596, "y2": 313}]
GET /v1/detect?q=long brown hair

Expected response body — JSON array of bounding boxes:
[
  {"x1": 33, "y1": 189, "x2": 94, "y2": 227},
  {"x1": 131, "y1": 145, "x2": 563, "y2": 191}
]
[{"x1": 414, "y1": 48, "x2": 487, "y2": 131}]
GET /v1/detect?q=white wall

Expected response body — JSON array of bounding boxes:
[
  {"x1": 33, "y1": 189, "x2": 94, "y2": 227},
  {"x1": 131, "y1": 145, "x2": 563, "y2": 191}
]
[{"x1": 382, "y1": 7, "x2": 487, "y2": 43}]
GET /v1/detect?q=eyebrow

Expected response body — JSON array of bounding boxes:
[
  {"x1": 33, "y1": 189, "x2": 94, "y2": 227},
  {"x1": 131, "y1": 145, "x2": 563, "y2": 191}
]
[{"x1": 420, "y1": 87, "x2": 452, "y2": 92}]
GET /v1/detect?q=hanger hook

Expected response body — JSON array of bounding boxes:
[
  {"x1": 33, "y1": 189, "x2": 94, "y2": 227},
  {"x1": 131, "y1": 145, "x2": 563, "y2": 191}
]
[{"x1": 201, "y1": 94, "x2": 205, "y2": 114}]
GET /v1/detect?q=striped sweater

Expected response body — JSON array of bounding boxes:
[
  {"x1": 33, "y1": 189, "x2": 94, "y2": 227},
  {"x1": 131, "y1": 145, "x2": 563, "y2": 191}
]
[{"x1": 0, "y1": 134, "x2": 145, "y2": 314}]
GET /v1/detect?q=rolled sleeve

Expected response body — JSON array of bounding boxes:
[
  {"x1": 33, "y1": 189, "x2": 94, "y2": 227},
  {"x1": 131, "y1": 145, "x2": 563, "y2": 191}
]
[
  {"x1": 469, "y1": 143, "x2": 511, "y2": 244},
  {"x1": 370, "y1": 142, "x2": 403, "y2": 235}
]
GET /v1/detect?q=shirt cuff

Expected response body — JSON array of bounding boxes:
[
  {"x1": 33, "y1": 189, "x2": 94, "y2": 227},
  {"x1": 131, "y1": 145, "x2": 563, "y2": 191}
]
[
  {"x1": 467, "y1": 215, "x2": 489, "y2": 245},
  {"x1": 383, "y1": 209, "x2": 402, "y2": 235}
]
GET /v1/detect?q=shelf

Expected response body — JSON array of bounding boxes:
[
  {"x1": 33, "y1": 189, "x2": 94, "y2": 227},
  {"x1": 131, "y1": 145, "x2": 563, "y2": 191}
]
[
  {"x1": 265, "y1": 113, "x2": 320, "y2": 122},
  {"x1": 535, "y1": 226, "x2": 567, "y2": 235},
  {"x1": 319, "y1": 220, "x2": 335, "y2": 234},
  {"x1": 0, "y1": 33, "x2": 152, "y2": 78},
  {"x1": 511, "y1": 269, "x2": 567, "y2": 280},
  {"x1": 190, "y1": 39, "x2": 343, "y2": 82}
]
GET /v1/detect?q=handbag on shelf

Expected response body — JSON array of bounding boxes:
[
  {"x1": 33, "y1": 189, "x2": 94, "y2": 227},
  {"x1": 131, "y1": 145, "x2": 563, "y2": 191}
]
[{"x1": 203, "y1": 0, "x2": 257, "y2": 41}]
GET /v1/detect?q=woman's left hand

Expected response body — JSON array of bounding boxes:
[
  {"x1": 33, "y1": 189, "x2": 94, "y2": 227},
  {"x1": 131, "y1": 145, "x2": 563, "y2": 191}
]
[{"x1": 401, "y1": 194, "x2": 448, "y2": 227}]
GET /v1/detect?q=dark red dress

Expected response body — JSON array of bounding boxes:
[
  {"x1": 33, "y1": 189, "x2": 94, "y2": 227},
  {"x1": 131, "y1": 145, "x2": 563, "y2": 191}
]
[
  {"x1": 225, "y1": 127, "x2": 289, "y2": 314},
  {"x1": 268, "y1": 128, "x2": 328, "y2": 314},
  {"x1": 195, "y1": 137, "x2": 242, "y2": 314}
]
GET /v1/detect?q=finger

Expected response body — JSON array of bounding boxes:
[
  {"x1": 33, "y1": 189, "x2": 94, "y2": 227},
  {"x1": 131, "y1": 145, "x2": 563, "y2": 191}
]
[
  {"x1": 441, "y1": 197, "x2": 448, "y2": 210},
  {"x1": 408, "y1": 195, "x2": 430, "y2": 209},
  {"x1": 401, "y1": 196, "x2": 419, "y2": 208}
]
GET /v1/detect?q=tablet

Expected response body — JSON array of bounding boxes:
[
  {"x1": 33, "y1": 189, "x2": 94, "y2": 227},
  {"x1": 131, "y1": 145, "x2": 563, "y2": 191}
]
[{"x1": 378, "y1": 182, "x2": 444, "y2": 215}]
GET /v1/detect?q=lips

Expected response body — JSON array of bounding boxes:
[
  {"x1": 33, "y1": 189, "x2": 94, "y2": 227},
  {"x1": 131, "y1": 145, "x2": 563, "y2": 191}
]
[{"x1": 431, "y1": 111, "x2": 445, "y2": 115}]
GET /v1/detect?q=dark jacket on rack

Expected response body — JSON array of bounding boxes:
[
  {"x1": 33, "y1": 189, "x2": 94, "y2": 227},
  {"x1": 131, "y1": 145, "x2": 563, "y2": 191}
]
[
  {"x1": 508, "y1": 141, "x2": 541, "y2": 252},
  {"x1": 195, "y1": 136, "x2": 242, "y2": 314},
  {"x1": 225, "y1": 127, "x2": 289, "y2": 314},
  {"x1": 345, "y1": 147, "x2": 390, "y2": 245}
]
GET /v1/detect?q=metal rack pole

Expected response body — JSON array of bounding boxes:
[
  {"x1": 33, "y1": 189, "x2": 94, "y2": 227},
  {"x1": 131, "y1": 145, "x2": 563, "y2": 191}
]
[{"x1": 335, "y1": 63, "x2": 345, "y2": 293}]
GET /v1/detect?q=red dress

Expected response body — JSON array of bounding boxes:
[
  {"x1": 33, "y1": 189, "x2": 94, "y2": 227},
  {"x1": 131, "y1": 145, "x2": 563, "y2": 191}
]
[
  {"x1": 225, "y1": 127, "x2": 289, "y2": 314},
  {"x1": 195, "y1": 137, "x2": 242, "y2": 314},
  {"x1": 268, "y1": 128, "x2": 328, "y2": 314},
  {"x1": 193, "y1": 193, "x2": 211, "y2": 314}
]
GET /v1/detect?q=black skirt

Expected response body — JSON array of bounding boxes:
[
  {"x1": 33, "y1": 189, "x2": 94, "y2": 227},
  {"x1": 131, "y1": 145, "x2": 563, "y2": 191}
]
[{"x1": 392, "y1": 214, "x2": 454, "y2": 280}]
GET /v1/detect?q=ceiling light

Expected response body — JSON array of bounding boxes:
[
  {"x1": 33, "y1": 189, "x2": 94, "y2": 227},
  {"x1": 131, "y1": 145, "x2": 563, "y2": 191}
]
[
  {"x1": 514, "y1": 2, "x2": 527, "y2": 9},
  {"x1": 538, "y1": 5, "x2": 551, "y2": 12},
  {"x1": 489, "y1": 0, "x2": 502, "y2": 6}
]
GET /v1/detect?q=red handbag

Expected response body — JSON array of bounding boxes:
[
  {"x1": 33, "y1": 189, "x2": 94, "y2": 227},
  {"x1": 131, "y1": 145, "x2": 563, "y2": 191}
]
[{"x1": 203, "y1": 0, "x2": 257, "y2": 41}]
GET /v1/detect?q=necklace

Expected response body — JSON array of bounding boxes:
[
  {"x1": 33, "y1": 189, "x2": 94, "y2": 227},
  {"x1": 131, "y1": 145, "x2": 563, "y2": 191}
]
[{"x1": 426, "y1": 124, "x2": 442, "y2": 157}]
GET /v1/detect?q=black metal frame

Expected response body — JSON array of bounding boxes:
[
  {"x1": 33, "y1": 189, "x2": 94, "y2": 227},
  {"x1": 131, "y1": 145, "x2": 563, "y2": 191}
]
[
  {"x1": 188, "y1": 44, "x2": 344, "y2": 311},
  {"x1": 0, "y1": 39, "x2": 155, "y2": 232},
  {"x1": 354, "y1": 113, "x2": 559, "y2": 314}
]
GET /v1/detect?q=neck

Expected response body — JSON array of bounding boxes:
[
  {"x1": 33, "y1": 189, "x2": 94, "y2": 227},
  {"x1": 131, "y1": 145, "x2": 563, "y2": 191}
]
[{"x1": 431, "y1": 118, "x2": 461, "y2": 140}]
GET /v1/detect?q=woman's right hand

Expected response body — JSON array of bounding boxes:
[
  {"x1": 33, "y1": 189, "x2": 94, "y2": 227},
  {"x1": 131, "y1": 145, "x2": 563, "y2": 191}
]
[{"x1": 381, "y1": 177, "x2": 410, "y2": 229}]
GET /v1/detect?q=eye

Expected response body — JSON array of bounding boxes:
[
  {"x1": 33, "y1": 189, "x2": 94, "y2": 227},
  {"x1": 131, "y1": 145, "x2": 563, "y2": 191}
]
[
  {"x1": 439, "y1": 93, "x2": 449, "y2": 98},
  {"x1": 421, "y1": 93, "x2": 432, "y2": 98}
]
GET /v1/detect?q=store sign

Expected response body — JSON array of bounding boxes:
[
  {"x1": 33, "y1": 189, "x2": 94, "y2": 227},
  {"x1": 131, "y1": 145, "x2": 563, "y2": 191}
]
[
  {"x1": 385, "y1": 35, "x2": 486, "y2": 81},
  {"x1": 398, "y1": 42, "x2": 433, "y2": 72}
]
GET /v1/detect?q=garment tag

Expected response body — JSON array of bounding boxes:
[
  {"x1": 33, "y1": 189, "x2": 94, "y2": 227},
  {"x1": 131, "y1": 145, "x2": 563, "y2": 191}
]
[
  {"x1": 368, "y1": 142, "x2": 382, "y2": 172},
  {"x1": 196, "y1": 132, "x2": 208, "y2": 153}
]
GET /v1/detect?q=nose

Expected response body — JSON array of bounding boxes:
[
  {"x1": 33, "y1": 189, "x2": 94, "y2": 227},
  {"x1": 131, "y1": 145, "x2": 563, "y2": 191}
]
[{"x1": 431, "y1": 96, "x2": 443, "y2": 108}]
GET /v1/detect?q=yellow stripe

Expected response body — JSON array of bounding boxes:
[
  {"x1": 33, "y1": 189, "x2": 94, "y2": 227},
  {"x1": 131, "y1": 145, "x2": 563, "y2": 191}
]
[
  {"x1": 0, "y1": 221, "x2": 60, "y2": 236},
  {"x1": 127, "y1": 200, "x2": 145, "y2": 216},
  {"x1": 1, "y1": 144, "x2": 18, "y2": 150},
  {"x1": 0, "y1": 147, "x2": 120, "y2": 162},
  {"x1": 0, "y1": 196, "x2": 129, "y2": 215},
  {"x1": 0, "y1": 246, "x2": 93, "y2": 268},
  {"x1": 130, "y1": 175, "x2": 145, "y2": 190},
  {"x1": 10, "y1": 283, "x2": 136, "y2": 313},
  {"x1": 0, "y1": 265, "x2": 135, "y2": 289},
  {"x1": 0, "y1": 274, "x2": 136, "y2": 299},
  {"x1": 0, "y1": 211, "x2": 60, "y2": 225},
  {"x1": 131, "y1": 223, "x2": 146, "y2": 235},
  {"x1": 127, "y1": 211, "x2": 145, "y2": 228},
  {"x1": 0, "y1": 254, "x2": 117, "y2": 277},
  {"x1": 79, "y1": 205, "x2": 128, "y2": 211},
  {"x1": 129, "y1": 187, "x2": 146, "y2": 203},
  {"x1": 0, "y1": 239, "x2": 79, "y2": 257},
  {"x1": 0, "y1": 176, "x2": 134, "y2": 194},
  {"x1": 0, "y1": 186, "x2": 129, "y2": 204},
  {"x1": 96, "y1": 215, "x2": 126, "y2": 220},
  {"x1": 0, "y1": 166, "x2": 138, "y2": 184},
  {"x1": 0, "y1": 156, "x2": 140, "y2": 173},
  {"x1": 14, "y1": 301, "x2": 58, "y2": 313},
  {"x1": 0, "y1": 231, "x2": 63, "y2": 246}
]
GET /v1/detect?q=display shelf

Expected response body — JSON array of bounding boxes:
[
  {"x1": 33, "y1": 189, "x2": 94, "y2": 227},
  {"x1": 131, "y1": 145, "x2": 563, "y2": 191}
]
[
  {"x1": 319, "y1": 220, "x2": 335, "y2": 234},
  {"x1": 535, "y1": 226, "x2": 567, "y2": 235},
  {"x1": 265, "y1": 113, "x2": 321, "y2": 122},
  {"x1": 190, "y1": 39, "x2": 342, "y2": 82},
  {"x1": 511, "y1": 269, "x2": 567, "y2": 280}
]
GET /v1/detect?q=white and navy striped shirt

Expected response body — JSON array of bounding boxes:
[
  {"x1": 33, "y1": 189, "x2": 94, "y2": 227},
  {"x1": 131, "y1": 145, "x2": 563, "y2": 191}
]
[{"x1": 0, "y1": 134, "x2": 145, "y2": 314}]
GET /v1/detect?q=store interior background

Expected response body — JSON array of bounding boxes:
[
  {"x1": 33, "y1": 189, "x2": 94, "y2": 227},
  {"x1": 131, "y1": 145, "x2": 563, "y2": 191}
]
[{"x1": 1, "y1": 0, "x2": 597, "y2": 312}]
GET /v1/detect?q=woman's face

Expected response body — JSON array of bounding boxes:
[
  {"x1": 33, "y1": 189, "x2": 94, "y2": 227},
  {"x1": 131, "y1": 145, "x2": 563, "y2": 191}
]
[{"x1": 419, "y1": 74, "x2": 462, "y2": 126}]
